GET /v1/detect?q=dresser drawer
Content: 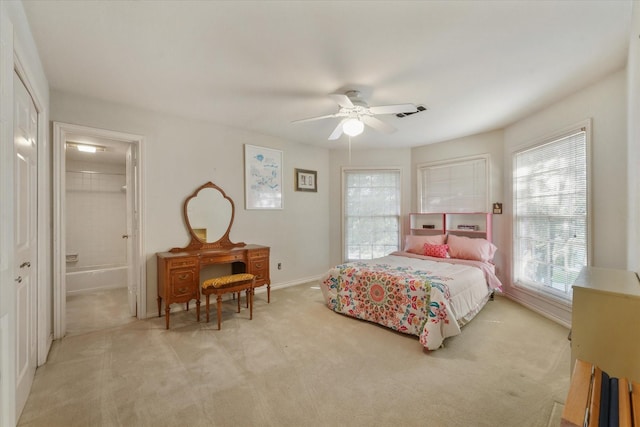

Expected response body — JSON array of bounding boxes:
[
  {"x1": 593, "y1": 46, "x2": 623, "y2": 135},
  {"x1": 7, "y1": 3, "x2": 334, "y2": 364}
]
[
  {"x1": 248, "y1": 248, "x2": 270, "y2": 259},
  {"x1": 201, "y1": 252, "x2": 245, "y2": 265},
  {"x1": 168, "y1": 268, "x2": 198, "y2": 298},
  {"x1": 248, "y1": 258, "x2": 269, "y2": 284},
  {"x1": 249, "y1": 258, "x2": 267, "y2": 271},
  {"x1": 167, "y1": 257, "x2": 198, "y2": 269}
]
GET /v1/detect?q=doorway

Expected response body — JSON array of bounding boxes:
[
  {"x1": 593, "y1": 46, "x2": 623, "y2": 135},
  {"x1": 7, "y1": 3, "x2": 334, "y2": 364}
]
[{"x1": 53, "y1": 123, "x2": 145, "y2": 339}]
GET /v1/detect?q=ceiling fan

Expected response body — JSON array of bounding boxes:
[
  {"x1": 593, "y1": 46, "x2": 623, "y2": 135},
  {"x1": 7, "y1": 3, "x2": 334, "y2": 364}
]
[{"x1": 292, "y1": 90, "x2": 418, "y2": 140}]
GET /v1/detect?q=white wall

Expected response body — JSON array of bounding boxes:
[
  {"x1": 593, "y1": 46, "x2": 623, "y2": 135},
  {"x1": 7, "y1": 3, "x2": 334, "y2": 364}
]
[
  {"x1": 411, "y1": 129, "x2": 505, "y2": 281},
  {"x1": 328, "y1": 147, "x2": 412, "y2": 267},
  {"x1": 51, "y1": 90, "x2": 331, "y2": 316},
  {"x1": 503, "y1": 68, "x2": 628, "y2": 326}
]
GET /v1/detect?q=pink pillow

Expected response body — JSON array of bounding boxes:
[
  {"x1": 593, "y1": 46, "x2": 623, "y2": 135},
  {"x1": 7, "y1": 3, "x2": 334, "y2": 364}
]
[
  {"x1": 423, "y1": 243, "x2": 449, "y2": 258},
  {"x1": 447, "y1": 234, "x2": 497, "y2": 262},
  {"x1": 404, "y1": 234, "x2": 447, "y2": 254}
]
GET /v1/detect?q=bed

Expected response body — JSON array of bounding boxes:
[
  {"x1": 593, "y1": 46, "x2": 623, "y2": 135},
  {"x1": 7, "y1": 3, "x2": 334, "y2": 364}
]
[{"x1": 319, "y1": 234, "x2": 503, "y2": 350}]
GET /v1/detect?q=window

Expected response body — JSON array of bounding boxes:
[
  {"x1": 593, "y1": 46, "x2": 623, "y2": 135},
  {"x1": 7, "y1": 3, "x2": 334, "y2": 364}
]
[
  {"x1": 343, "y1": 168, "x2": 401, "y2": 261},
  {"x1": 418, "y1": 156, "x2": 488, "y2": 213},
  {"x1": 513, "y1": 128, "x2": 588, "y2": 300}
]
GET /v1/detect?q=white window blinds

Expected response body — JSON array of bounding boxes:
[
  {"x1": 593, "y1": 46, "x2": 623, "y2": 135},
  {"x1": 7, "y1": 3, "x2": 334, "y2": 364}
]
[
  {"x1": 418, "y1": 157, "x2": 488, "y2": 213},
  {"x1": 343, "y1": 169, "x2": 401, "y2": 261},
  {"x1": 513, "y1": 129, "x2": 588, "y2": 299}
]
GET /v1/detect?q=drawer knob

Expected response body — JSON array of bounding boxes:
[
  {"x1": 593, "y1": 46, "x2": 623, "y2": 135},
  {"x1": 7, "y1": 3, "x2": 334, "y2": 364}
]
[{"x1": 178, "y1": 274, "x2": 189, "y2": 280}]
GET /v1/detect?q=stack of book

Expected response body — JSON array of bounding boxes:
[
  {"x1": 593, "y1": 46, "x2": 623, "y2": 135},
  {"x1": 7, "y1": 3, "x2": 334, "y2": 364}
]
[{"x1": 561, "y1": 359, "x2": 640, "y2": 427}]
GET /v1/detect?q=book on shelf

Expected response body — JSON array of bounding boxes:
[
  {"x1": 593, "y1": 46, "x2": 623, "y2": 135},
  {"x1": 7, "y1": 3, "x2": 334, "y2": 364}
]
[
  {"x1": 599, "y1": 370, "x2": 610, "y2": 427},
  {"x1": 588, "y1": 366, "x2": 602, "y2": 426},
  {"x1": 609, "y1": 376, "x2": 619, "y2": 427},
  {"x1": 561, "y1": 359, "x2": 638, "y2": 427}
]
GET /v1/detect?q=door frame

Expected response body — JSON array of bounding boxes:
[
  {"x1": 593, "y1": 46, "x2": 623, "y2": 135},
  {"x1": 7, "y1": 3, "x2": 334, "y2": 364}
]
[{"x1": 53, "y1": 122, "x2": 146, "y2": 339}]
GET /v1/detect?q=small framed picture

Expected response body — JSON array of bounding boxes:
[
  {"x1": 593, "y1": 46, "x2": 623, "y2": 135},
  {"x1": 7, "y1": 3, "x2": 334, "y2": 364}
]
[
  {"x1": 295, "y1": 169, "x2": 317, "y2": 192},
  {"x1": 492, "y1": 203, "x2": 503, "y2": 214}
]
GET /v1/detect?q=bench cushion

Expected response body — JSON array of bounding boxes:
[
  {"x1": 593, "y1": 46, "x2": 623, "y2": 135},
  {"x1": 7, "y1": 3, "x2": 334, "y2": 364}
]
[{"x1": 202, "y1": 273, "x2": 255, "y2": 289}]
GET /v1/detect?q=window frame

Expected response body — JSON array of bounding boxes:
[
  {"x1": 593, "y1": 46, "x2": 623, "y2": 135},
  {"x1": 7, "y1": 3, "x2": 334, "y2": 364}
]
[
  {"x1": 417, "y1": 154, "x2": 490, "y2": 213},
  {"x1": 341, "y1": 167, "x2": 402, "y2": 262},
  {"x1": 510, "y1": 120, "x2": 592, "y2": 302}
]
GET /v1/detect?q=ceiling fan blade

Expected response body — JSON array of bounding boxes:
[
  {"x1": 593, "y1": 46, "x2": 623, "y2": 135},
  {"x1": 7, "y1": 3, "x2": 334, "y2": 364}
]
[
  {"x1": 291, "y1": 114, "x2": 338, "y2": 124},
  {"x1": 328, "y1": 119, "x2": 347, "y2": 140},
  {"x1": 368, "y1": 103, "x2": 418, "y2": 115},
  {"x1": 329, "y1": 93, "x2": 354, "y2": 109},
  {"x1": 362, "y1": 115, "x2": 396, "y2": 134}
]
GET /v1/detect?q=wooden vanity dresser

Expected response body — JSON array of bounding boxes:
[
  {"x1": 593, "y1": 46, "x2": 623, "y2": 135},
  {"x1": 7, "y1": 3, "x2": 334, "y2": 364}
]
[{"x1": 156, "y1": 182, "x2": 271, "y2": 329}]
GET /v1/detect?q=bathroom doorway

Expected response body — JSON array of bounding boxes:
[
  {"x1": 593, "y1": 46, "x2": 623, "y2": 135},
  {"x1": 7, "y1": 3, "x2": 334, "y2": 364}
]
[{"x1": 53, "y1": 123, "x2": 145, "y2": 339}]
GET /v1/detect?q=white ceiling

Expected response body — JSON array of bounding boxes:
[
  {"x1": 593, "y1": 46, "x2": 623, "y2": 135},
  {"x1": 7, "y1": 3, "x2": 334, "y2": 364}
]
[{"x1": 22, "y1": 0, "x2": 632, "y2": 149}]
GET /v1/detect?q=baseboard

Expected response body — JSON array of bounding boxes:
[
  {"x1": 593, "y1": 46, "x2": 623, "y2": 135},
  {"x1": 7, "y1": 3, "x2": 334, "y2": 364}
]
[{"x1": 254, "y1": 274, "x2": 323, "y2": 295}]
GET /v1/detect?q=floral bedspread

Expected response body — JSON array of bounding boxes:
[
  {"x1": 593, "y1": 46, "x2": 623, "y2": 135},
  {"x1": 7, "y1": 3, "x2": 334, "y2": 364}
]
[{"x1": 320, "y1": 255, "x2": 489, "y2": 350}]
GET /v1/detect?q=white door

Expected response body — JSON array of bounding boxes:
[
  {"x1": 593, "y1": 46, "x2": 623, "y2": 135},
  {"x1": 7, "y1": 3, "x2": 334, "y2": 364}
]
[
  {"x1": 13, "y1": 71, "x2": 38, "y2": 418},
  {"x1": 125, "y1": 145, "x2": 137, "y2": 316}
]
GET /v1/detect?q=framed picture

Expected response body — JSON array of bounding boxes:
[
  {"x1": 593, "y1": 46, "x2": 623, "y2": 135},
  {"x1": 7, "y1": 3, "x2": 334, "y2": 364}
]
[
  {"x1": 295, "y1": 168, "x2": 317, "y2": 192},
  {"x1": 244, "y1": 144, "x2": 283, "y2": 209},
  {"x1": 492, "y1": 202, "x2": 502, "y2": 214}
]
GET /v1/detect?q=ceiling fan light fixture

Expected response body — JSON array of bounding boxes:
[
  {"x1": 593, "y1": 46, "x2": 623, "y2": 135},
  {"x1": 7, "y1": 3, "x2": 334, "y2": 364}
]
[{"x1": 343, "y1": 118, "x2": 364, "y2": 137}]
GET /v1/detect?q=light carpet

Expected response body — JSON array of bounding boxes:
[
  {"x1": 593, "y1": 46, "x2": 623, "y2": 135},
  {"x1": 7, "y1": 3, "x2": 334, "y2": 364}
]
[
  {"x1": 19, "y1": 283, "x2": 570, "y2": 427},
  {"x1": 66, "y1": 287, "x2": 137, "y2": 337}
]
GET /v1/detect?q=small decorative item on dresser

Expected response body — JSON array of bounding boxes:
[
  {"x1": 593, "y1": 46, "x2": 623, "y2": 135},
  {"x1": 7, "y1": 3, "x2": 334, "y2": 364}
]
[
  {"x1": 422, "y1": 224, "x2": 435, "y2": 229},
  {"x1": 295, "y1": 168, "x2": 317, "y2": 192}
]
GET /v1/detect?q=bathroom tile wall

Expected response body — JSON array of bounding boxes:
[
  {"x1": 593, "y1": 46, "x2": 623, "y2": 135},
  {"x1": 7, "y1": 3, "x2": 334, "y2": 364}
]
[{"x1": 65, "y1": 162, "x2": 127, "y2": 270}]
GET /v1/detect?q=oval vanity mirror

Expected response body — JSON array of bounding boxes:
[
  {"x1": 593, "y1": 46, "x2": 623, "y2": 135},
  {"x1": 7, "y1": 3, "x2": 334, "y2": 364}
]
[
  {"x1": 187, "y1": 186, "x2": 232, "y2": 244},
  {"x1": 175, "y1": 182, "x2": 244, "y2": 251}
]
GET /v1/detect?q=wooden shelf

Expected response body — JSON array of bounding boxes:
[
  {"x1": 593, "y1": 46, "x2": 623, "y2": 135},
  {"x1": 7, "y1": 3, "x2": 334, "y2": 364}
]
[{"x1": 409, "y1": 212, "x2": 492, "y2": 242}]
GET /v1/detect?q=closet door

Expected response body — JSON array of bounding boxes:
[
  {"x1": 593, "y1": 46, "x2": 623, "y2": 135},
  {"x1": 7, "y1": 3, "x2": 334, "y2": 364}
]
[{"x1": 14, "y1": 70, "x2": 38, "y2": 419}]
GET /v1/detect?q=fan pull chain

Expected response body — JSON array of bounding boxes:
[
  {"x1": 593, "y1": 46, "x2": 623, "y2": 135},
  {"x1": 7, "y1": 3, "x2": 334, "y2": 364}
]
[{"x1": 348, "y1": 135, "x2": 352, "y2": 165}]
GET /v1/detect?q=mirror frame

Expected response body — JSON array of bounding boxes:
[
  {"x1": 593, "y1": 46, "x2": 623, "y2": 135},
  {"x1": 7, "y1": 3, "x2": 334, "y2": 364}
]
[{"x1": 170, "y1": 181, "x2": 245, "y2": 252}]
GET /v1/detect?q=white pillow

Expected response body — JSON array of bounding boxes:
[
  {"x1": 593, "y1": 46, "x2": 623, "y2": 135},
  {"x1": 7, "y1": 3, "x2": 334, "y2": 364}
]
[{"x1": 404, "y1": 234, "x2": 447, "y2": 254}]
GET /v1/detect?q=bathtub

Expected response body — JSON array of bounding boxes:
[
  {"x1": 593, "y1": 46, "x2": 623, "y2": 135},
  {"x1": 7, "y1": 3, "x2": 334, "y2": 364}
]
[{"x1": 66, "y1": 265, "x2": 128, "y2": 294}]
